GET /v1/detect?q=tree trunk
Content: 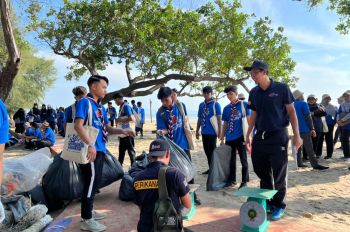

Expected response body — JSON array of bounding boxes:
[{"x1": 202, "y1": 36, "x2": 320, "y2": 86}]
[{"x1": 0, "y1": 0, "x2": 21, "y2": 101}]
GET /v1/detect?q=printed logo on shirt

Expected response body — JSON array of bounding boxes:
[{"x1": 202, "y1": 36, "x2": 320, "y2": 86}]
[
  {"x1": 134, "y1": 179, "x2": 159, "y2": 190},
  {"x1": 268, "y1": 93, "x2": 279, "y2": 97}
]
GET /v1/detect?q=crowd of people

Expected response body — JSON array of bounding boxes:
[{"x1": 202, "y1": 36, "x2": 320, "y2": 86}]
[{"x1": 1, "y1": 60, "x2": 350, "y2": 231}]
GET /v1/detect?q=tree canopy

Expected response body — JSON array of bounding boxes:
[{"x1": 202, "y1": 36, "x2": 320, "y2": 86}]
[
  {"x1": 0, "y1": 15, "x2": 56, "y2": 114},
  {"x1": 296, "y1": 0, "x2": 350, "y2": 34},
  {"x1": 28, "y1": 0, "x2": 297, "y2": 100}
]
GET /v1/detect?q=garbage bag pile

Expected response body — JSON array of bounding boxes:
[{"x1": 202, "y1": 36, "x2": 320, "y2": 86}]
[
  {"x1": 1, "y1": 148, "x2": 53, "y2": 196},
  {"x1": 42, "y1": 149, "x2": 123, "y2": 211},
  {"x1": 0, "y1": 195, "x2": 52, "y2": 232}
]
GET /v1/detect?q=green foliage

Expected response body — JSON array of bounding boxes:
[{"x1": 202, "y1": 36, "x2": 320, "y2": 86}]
[
  {"x1": 301, "y1": 0, "x2": 350, "y2": 34},
  {"x1": 27, "y1": 0, "x2": 297, "y2": 95},
  {"x1": 1, "y1": 14, "x2": 56, "y2": 114}
]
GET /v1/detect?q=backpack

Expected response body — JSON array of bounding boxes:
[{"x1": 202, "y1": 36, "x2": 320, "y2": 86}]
[{"x1": 153, "y1": 166, "x2": 183, "y2": 232}]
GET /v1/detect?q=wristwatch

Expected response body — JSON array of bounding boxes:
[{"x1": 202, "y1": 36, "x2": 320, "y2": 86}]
[{"x1": 88, "y1": 143, "x2": 94, "y2": 148}]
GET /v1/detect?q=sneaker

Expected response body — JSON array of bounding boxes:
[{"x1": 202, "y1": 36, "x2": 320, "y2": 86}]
[
  {"x1": 341, "y1": 157, "x2": 350, "y2": 162},
  {"x1": 202, "y1": 170, "x2": 209, "y2": 175},
  {"x1": 238, "y1": 182, "x2": 247, "y2": 189},
  {"x1": 302, "y1": 158, "x2": 309, "y2": 162},
  {"x1": 324, "y1": 156, "x2": 332, "y2": 160},
  {"x1": 271, "y1": 208, "x2": 285, "y2": 221},
  {"x1": 313, "y1": 165, "x2": 329, "y2": 170},
  {"x1": 92, "y1": 210, "x2": 107, "y2": 220},
  {"x1": 81, "y1": 219, "x2": 106, "y2": 232}
]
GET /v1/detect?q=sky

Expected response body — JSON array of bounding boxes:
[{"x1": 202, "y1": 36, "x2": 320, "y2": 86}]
[{"x1": 14, "y1": 0, "x2": 350, "y2": 119}]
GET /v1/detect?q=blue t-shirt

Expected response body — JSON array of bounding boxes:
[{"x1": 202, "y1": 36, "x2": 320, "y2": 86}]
[
  {"x1": 132, "y1": 105, "x2": 138, "y2": 113},
  {"x1": 294, "y1": 100, "x2": 311, "y2": 133},
  {"x1": 156, "y1": 103, "x2": 189, "y2": 150},
  {"x1": 197, "y1": 100, "x2": 221, "y2": 135},
  {"x1": 222, "y1": 101, "x2": 251, "y2": 141},
  {"x1": 43, "y1": 127, "x2": 56, "y2": 144},
  {"x1": 25, "y1": 127, "x2": 35, "y2": 136},
  {"x1": 118, "y1": 103, "x2": 133, "y2": 129},
  {"x1": 57, "y1": 111, "x2": 65, "y2": 125},
  {"x1": 64, "y1": 103, "x2": 76, "y2": 124},
  {"x1": 248, "y1": 79, "x2": 294, "y2": 132},
  {"x1": 135, "y1": 107, "x2": 145, "y2": 124},
  {"x1": 75, "y1": 98, "x2": 109, "y2": 153},
  {"x1": 0, "y1": 100, "x2": 9, "y2": 144},
  {"x1": 107, "y1": 106, "x2": 117, "y2": 120},
  {"x1": 34, "y1": 128, "x2": 42, "y2": 139},
  {"x1": 47, "y1": 109, "x2": 57, "y2": 122}
]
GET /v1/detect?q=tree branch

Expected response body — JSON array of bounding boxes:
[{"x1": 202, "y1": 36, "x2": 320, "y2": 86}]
[
  {"x1": 125, "y1": 59, "x2": 132, "y2": 84},
  {"x1": 0, "y1": 0, "x2": 21, "y2": 101}
]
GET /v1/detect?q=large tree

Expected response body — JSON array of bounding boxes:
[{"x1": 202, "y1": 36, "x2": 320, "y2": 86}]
[
  {"x1": 296, "y1": 0, "x2": 350, "y2": 34},
  {"x1": 0, "y1": 0, "x2": 20, "y2": 101},
  {"x1": 28, "y1": 0, "x2": 297, "y2": 101},
  {"x1": 0, "y1": 10, "x2": 56, "y2": 115}
]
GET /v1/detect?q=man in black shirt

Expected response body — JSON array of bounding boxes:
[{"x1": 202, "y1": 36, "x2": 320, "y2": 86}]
[{"x1": 245, "y1": 60, "x2": 302, "y2": 221}]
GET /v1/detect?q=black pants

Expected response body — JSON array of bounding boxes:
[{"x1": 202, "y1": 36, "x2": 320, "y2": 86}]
[
  {"x1": 15, "y1": 123, "x2": 25, "y2": 133},
  {"x1": 109, "y1": 119, "x2": 114, "y2": 127},
  {"x1": 312, "y1": 131, "x2": 323, "y2": 157},
  {"x1": 319, "y1": 124, "x2": 334, "y2": 157},
  {"x1": 334, "y1": 126, "x2": 342, "y2": 145},
  {"x1": 80, "y1": 152, "x2": 105, "y2": 219},
  {"x1": 251, "y1": 130, "x2": 288, "y2": 209},
  {"x1": 298, "y1": 133, "x2": 318, "y2": 168},
  {"x1": 202, "y1": 134, "x2": 217, "y2": 168},
  {"x1": 225, "y1": 136, "x2": 249, "y2": 183},
  {"x1": 118, "y1": 136, "x2": 136, "y2": 165},
  {"x1": 136, "y1": 123, "x2": 144, "y2": 136},
  {"x1": 35, "y1": 140, "x2": 53, "y2": 149},
  {"x1": 341, "y1": 129, "x2": 350, "y2": 158},
  {"x1": 49, "y1": 121, "x2": 56, "y2": 131}
]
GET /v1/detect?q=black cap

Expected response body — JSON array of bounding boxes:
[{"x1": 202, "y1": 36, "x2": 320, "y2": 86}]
[
  {"x1": 149, "y1": 139, "x2": 170, "y2": 157},
  {"x1": 243, "y1": 60, "x2": 269, "y2": 71}
]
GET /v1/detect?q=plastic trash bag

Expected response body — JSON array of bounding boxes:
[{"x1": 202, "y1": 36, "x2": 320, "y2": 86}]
[
  {"x1": 118, "y1": 173, "x2": 135, "y2": 202},
  {"x1": 207, "y1": 145, "x2": 232, "y2": 191},
  {"x1": 2, "y1": 148, "x2": 53, "y2": 195},
  {"x1": 99, "y1": 150, "x2": 124, "y2": 189},
  {"x1": 118, "y1": 152, "x2": 149, "y2": 202},
  {"x1": 42, "y1": 154, "x2": 83, "y2": 201},
  {"x1": 28, "y1": 185, "x2": 47, "y2": 205},
  {"x1": 160, "y1": 135, "x2": 195, "y2": 181},
  {"x1": 8, "y1": 204, "x2": 48, "y2": 232},
  {"x1": 129, "y1": 152, "x2": 149, "y2": 178}
]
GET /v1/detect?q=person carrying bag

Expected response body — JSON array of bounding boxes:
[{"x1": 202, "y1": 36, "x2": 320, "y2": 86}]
[{"x1": 61, "y1": 100, "x2": 99, "y2": 164}]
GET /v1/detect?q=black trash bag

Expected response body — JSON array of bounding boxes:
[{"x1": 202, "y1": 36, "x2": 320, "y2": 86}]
[
  {"x1": 118, "y1": 173, "x2": 135, "y2": 201},
  {"x1": 28, "y1": 185, "x2": 47, "y2": 205},
  {"x1": 99, "y1": 150, "x2": 124, "y2": 189},
  {"x1": 159, "y1": 135, "x2": 195, "y2": 181},
  {"x1": 207, "y1": 145, "x2": 232, "y2": 191},
  {"x1": 129, "y1": 152, "x2": 149, "y2": 178},
  {"x1": 42, "y1": 154, "x2": 83, "y2": 201}
]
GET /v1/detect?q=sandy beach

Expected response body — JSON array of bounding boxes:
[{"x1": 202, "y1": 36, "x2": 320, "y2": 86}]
[{"x1": 4, "y1": 119, "x2": 350, "y2": 230}]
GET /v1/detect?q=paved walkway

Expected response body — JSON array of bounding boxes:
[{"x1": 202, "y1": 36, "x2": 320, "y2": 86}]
[{"x1": 49, "y1": 181, "x2": 330, "y2": 232}]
